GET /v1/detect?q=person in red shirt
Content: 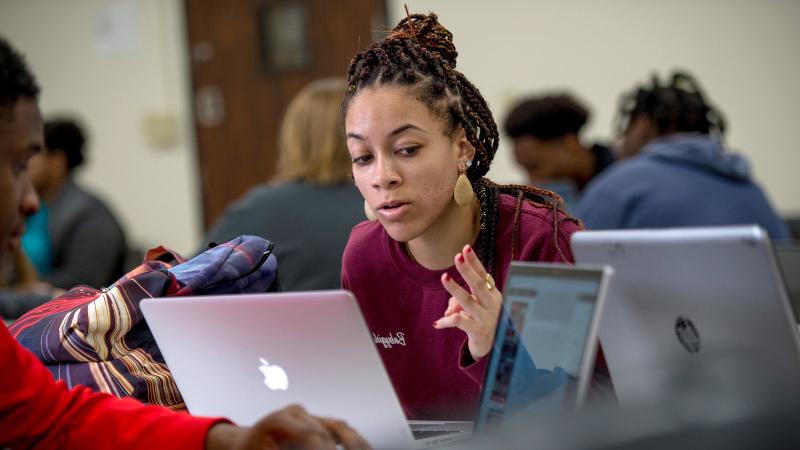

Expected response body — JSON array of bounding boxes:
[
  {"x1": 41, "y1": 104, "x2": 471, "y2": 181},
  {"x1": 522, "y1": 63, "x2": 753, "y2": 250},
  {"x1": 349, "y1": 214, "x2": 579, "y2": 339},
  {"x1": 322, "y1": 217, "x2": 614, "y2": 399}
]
[{"x1": 0, "y1": 37, "x2": 368, "y2": 450}]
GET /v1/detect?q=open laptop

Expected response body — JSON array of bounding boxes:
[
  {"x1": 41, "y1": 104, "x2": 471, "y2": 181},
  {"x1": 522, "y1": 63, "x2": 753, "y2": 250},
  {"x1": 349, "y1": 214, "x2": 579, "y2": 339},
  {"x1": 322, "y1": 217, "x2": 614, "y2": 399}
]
[
  {"x1": 474, "y1": 262, "x2": 613, "y2": 434},
  {"x1": 140, "y1": 290, "x2": 468, "y2": 449},
  {"x1": 776, "y1": 245, "x2": 800, "y2": 323},
  {"x1": 571, "y1": 225, "x2": 800, "y2": 408}
]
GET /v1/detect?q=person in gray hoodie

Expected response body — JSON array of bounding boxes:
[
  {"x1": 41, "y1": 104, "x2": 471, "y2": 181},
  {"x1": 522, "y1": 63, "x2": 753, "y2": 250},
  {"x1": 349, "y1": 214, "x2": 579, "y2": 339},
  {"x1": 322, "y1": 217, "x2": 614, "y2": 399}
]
[{"x1": 573, "y1": 72, "x2": 790, "y2": 241}]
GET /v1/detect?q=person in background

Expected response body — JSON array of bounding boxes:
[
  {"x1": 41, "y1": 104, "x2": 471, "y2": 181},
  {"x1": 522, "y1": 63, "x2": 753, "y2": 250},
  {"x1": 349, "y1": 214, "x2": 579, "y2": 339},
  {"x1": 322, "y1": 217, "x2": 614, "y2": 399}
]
[
  {"x1": 0, "y1": 36, "x2": 368, "y2": 450},
  {"x1": 340, "y1": 13, "x2": 610, "y2": 421},
  {"x1": 503, "y1": 93, "x2": 614, "y2": 209},
  {"x1": 24, "y1": 117, "x2": 128, "y2": 288},
  {"x1": 573, "y1": 71, "x2": 790, "y2": 240},
  {"x1": 0, "y1": 246, "x2": 58, "y2": 321},
  {"x1": 204, "y1": 78, "x2": 363, "y2": 291},
  {"x1": 0, "y1": 117, "x2": 119, "y2": 318}
]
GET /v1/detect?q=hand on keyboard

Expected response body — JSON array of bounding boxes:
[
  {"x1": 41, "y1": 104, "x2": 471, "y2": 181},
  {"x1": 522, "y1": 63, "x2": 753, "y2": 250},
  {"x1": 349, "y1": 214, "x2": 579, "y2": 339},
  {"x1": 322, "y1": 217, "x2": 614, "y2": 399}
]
[{"x1": 206, "y1": 404, "x2": 371, "y2": 450}]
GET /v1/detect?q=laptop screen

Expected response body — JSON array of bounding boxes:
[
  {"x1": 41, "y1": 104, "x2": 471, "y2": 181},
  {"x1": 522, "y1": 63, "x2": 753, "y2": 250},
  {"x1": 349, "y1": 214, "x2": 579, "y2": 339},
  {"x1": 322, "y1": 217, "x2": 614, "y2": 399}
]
[
  {"x1": 476, "y1": 263, "x2": 605, "y2": 432},
  {"x1": 776, "y1": 246, "x2": 800, "y2": 323}
]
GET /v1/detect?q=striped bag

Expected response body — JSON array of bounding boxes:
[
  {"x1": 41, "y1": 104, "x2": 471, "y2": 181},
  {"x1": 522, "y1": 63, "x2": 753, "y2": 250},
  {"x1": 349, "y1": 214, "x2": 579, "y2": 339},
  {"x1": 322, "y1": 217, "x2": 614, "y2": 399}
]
[{"x1": 8, "y1": 235, "x2": 278, "y2": 410}]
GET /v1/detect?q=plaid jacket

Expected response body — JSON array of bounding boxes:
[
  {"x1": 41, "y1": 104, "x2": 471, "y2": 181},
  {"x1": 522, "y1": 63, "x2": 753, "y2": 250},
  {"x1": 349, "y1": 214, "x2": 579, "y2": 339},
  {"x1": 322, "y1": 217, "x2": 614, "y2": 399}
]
[{"x1": 8, "y1": 235, "x2": 278, "y2": 410}]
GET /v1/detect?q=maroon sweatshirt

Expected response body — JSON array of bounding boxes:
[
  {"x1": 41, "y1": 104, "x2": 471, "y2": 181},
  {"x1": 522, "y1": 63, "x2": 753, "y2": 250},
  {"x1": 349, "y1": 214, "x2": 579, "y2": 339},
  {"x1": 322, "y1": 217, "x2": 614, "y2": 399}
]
[{"x1": 342, "y1": 193, "x2": 580, "y2": 420}]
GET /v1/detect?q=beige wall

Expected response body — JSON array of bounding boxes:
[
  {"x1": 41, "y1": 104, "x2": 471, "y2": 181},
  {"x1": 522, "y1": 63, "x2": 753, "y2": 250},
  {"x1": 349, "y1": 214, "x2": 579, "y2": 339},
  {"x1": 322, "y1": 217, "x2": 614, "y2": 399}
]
[
  {"x1": 1, "y1": 0, "x2": 798, "y2": 260},
  {"x1": 0, "y1": 0, "x2": 201, "y2": 254},
  {"x1": 392, "y1": 0, "x2": 800, "y2": 216}
]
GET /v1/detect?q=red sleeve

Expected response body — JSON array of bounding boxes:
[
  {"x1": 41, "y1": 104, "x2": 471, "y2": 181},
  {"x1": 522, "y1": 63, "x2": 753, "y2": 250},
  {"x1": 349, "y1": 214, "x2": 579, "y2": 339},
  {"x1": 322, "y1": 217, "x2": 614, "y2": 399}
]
[
  {"x1": 457, "y1": 338, "x2": 489, "y2": 385},
  {"x1": 0, "y1": 322, "x2": 227, "y2": 450}
]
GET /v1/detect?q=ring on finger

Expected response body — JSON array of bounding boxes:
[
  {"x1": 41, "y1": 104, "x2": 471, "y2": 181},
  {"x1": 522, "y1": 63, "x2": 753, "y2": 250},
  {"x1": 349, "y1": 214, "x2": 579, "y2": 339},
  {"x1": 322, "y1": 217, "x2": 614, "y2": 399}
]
[{"x1": 484, "y1": 273, "x2": 495, "y2": 291}]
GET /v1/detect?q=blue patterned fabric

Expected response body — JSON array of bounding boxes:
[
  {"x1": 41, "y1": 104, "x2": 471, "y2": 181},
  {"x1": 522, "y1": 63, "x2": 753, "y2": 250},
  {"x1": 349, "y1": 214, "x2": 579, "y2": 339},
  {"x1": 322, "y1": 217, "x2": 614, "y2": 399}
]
[{"x1": 9, "y1": 235, "x2": 278, "y2": 409}]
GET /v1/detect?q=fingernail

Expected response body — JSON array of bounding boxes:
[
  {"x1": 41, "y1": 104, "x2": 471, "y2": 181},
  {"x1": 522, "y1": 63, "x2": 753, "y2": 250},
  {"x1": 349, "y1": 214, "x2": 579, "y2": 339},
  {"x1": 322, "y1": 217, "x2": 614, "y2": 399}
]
[
  {"x1": 457, "y1": 254, "x2": 465, "y2": 263},
  {"x1": 465, "y1": 245, "x2": 473, "y2": 254},
  {"x1": 443, "y1": 272, "x2": 451, "y2": 282},
  {"x1": 432, "y1": 320, "x2": 438, "y2": 328}
]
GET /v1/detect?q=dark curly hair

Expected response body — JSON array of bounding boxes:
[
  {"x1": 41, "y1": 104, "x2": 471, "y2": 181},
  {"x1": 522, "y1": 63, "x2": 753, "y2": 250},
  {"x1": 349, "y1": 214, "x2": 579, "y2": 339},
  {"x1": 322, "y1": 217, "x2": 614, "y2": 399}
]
[
  {"x1": 616, "y1": 71, "x2": 726, "y2": 139},
  {"x1": 45, "y1": 118, "x2": 87, "y2": 171},
  {"x1": 0, "y1": 37, "x2": 40, "y2": 113},
  {"x1": 342, "y1": 13, "x2": 578, "y2": 273},
  {"x1": 504, "y1": 93, "x2": 590, "y2": 140},
  {"x1": 343, "y1": 12, "x2": 498, "y2": 182}
]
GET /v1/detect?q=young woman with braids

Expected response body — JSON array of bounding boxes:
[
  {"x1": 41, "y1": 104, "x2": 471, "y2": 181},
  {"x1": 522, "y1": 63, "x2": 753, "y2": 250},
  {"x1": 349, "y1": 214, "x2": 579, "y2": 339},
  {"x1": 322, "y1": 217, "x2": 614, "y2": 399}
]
[
  {"x1": 573, "y1": 71, "x2": 789, "y2": 239},
  {"x1": 340, "y1": 13, "x2": 606, "y2": 421}
]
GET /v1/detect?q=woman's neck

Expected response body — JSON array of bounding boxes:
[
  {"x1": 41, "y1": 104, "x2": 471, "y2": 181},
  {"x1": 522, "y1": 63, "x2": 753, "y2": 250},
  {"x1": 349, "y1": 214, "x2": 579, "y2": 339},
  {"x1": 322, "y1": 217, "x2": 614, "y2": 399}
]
[
  {"x1": 39, "y1": 178, "x2": 65, "y2": 204},
  {"x1": 572, "y1": 145, "x2": 597, "y2": 188},
  {"x1": 405, "y1": 197, "x2": 480, "y2": 270}
]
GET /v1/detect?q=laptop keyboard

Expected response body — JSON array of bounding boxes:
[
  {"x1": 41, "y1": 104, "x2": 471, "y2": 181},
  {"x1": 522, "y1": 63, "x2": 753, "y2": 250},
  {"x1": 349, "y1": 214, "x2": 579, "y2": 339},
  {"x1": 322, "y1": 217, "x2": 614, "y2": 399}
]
[{"x1": 412, "y1": 429, "x2": 461, "y2": 440}]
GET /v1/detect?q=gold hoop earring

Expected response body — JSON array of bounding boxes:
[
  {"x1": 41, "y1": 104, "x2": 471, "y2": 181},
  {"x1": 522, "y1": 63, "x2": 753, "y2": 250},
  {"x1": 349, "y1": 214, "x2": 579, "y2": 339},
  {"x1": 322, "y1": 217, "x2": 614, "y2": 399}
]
[
  {"x1": 454, "y1": 173, "x2": 474, "y2": 206},
  {"x1": 364, "y1": 200, "x2": 377, "y2": 221}
]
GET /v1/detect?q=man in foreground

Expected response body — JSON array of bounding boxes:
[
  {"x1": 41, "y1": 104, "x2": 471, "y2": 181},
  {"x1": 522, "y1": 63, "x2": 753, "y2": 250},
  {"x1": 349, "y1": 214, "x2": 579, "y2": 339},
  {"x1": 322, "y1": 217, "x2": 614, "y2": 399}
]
[{"x1": 0, "y1": 36, "x2": 368, "y2": 450}]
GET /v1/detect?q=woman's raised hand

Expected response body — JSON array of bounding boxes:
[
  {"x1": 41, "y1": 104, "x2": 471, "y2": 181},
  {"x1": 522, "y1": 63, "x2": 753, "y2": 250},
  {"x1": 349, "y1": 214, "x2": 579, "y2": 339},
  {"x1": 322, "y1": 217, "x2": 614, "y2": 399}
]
[{"x1": 434, "y1": 244, "x2": 502, "y2": 360}]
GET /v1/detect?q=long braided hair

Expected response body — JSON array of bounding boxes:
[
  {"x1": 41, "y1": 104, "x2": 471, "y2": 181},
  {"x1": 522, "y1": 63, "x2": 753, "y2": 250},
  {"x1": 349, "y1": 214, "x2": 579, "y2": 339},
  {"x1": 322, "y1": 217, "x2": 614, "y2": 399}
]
[
  {"x1": 616, "y1": 71, "x2": 727, "y2": 140},
  {"x1": 342, "y1": 13, "x2": 578, "y2": 277}
]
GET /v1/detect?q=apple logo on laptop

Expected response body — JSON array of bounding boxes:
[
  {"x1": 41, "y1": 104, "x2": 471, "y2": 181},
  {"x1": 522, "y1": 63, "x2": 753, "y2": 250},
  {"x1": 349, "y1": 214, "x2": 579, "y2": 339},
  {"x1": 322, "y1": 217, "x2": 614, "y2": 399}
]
[
  {"x1": 258, "y1": 358, "x2": 289, "y2": 390},
  {"x1": 675, "y1": 316, "x2": 701, "y2": 354}
]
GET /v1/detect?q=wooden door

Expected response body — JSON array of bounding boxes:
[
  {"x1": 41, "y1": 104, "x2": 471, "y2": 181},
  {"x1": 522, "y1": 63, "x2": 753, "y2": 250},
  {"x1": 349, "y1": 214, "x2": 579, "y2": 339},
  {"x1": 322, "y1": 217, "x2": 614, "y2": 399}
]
[{"x1": 185, "y1": 0, "x2": 386, "y2": 228}]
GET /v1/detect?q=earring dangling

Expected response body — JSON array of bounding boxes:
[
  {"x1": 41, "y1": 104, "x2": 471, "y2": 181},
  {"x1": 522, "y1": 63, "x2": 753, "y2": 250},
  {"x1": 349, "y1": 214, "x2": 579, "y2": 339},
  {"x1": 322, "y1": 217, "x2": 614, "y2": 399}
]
[
  {"x1": 454, "y1": 174, "x2": 474, "y2": 206},
  {"x1": 364, "y1": 200, "x2": 377, "y2": 221},
  {"x1": 454, "y1": 161, "x2": 474, "y2": 206}
]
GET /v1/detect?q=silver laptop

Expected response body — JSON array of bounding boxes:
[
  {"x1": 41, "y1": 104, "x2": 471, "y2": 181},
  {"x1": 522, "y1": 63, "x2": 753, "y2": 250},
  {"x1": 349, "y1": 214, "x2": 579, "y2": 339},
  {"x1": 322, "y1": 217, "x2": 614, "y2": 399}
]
[
  {"x1": 475, "y1": 262, "x2": 613, "y2": 433},
  {"x1": 571, "y1": 225, "x2": 800, "y2": 408},
  {"x1": 140, "y1": 290, "x2": 469, "y2": 449},
  {"x1": 776, "y1": 245, "x2": 800, "y2": 323}
]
